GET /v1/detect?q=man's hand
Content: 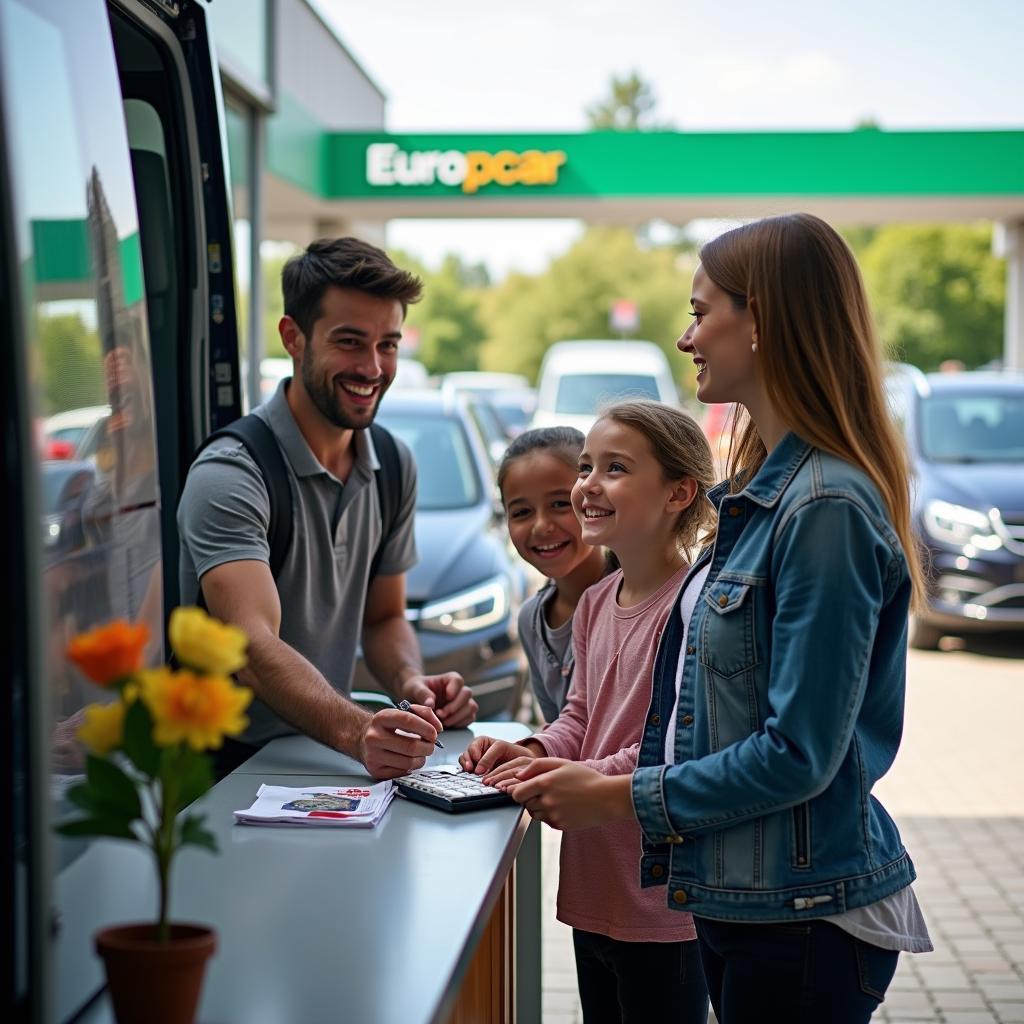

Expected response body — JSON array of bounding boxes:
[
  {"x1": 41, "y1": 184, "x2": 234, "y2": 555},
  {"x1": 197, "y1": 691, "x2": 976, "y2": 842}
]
[
  {"x1": 358, "y1": 704, "x2": 443, "y2": 780},
  {"x1": 401, "y1": 672, "x2": 477, "y2": 728},
  {"x1": 459, "y1": 735, "x2": 542, "y2": 775},
  {"x1": 503, "y1": 759, "x2": 635, "y2": 831}
]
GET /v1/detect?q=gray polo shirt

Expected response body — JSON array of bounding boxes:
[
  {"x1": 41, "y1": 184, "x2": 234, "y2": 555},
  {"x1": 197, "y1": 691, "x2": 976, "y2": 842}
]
[{"x1": 177, "y1": 379, "x2": 417, "y2": 744}]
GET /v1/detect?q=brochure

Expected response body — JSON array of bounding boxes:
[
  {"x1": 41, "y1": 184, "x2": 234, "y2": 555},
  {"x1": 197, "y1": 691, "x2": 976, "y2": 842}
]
[{"x1": 233, "y1": 782, "x2": 396, "y2": 828}]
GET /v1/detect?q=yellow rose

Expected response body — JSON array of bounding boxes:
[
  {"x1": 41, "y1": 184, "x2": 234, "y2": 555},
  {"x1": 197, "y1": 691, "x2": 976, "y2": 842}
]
[
  {"x1": 77, "y1": 700, "x2": 126, "y2": 755},
  {"x1": 140, "y1": 667, "x2": 252, "y2": 751},
  {"x1": 168, "y1": 607, "x2": 247, "y2": 676}
]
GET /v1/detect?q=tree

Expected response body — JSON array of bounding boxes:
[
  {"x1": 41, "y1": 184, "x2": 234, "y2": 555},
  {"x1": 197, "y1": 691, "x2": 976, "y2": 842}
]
[
  {"x1": 858, "y1": 224, "x2": 1005, "y2": 369},
  {"x1": 397, "y1": 252, "x2": 488, "y2": 374},
  {"x1": 37, "y1": 313, "x2": 107, "y2": 414},
  {"x1": 585, "y1": 72, "x2": 669, "y2": 131},
  {"x1": 477, "y1": 227, "x2": 697, "y2": 392}
]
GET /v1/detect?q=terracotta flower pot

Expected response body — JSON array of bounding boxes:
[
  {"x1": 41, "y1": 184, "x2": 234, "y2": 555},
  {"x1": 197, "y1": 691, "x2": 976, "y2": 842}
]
[{"x1": 94, "y1": 923, "x2": 216, "y2": 1024}]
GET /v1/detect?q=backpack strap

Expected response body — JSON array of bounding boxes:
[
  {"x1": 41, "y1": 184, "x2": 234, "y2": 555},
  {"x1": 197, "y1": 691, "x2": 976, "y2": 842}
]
[
  {"x1": 368, "y1": 422, "x2": 402, "y2": 582},
  {"x1": 194, "y1": 414, "x2": 293, "y2": 601}
]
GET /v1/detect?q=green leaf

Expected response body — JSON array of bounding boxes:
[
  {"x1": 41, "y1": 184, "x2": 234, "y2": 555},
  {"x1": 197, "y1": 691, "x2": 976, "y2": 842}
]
[
  {"x1": 65, "y1": 783, "x2": 97, "y2": 813},
  {"x1": 122, "y1": 700, "x2": 159, "y2": 776},
  {"x1": 56, "y1": 816, "x2": 138, "y2": 841},
  {"x1": 85, "y1": 756, "x2": 142, "y2": 819},
  {"x1": 175, "y1": 750, "x2": 213, "y2": 811},
  {"x1": 179, "y1": 814, "x2": 218, "y2": 854}
]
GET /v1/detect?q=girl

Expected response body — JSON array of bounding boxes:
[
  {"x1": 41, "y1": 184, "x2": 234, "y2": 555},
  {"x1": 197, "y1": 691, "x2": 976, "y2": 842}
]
[
  {"x1": 504, "y1": 214, "x2": 933, "y2": 1024},
  {"x1": 497, "y1": 427, "x2": 609, "y2": 724},
  {"x1": 462, "y1": 401, "x2": 715, "y2": 1024}
]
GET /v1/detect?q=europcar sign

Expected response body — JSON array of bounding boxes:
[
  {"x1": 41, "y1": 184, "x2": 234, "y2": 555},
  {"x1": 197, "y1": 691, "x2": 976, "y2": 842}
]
[{"x1": 366, "y1": 142, "x2": 567, "y2": 194}]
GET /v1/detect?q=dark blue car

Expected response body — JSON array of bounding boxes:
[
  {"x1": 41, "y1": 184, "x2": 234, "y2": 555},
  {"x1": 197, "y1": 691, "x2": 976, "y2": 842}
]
[
  {"x1": 350, "y1": 390, "x2": 528, "y2": 718},
  {"x1": 886, "y1": 367, "x2": 1024, "y2": 649}
]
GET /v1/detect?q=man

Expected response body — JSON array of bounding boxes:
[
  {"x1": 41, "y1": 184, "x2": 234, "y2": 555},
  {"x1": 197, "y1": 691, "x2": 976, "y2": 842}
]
[{"x1": 178, "y1": 237, "x2": 477, "y2": 778}]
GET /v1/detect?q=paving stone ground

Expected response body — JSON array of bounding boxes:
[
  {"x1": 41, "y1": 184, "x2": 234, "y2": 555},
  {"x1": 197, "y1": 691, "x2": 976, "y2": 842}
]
[{"x1": 539, "y1": 634, "x2": 1024, "y2": 1024}]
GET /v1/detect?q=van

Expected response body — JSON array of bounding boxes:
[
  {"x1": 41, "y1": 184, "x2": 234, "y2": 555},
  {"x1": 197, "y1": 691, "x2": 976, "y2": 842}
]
[
  {"x1": 0, "y1": 1, "x2": 241, "y2": 1017},
  {"x1": 532, "y1": 340, "x2": 679, "y2": 434}
]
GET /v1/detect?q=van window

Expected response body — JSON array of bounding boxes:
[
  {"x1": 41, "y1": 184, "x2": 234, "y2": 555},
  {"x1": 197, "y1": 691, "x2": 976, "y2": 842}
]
[
  {"x1": 0, "y1": 0, "x2": 163, "y2": 1015},
  {"x1": 555, "y1": 373, "x2": 660, "y2": 414}
]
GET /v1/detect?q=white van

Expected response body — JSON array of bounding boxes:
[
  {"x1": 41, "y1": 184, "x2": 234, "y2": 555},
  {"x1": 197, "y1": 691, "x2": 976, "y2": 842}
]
[{"x1": 532, "y1": 340, "x2": 679, "y2": 434}]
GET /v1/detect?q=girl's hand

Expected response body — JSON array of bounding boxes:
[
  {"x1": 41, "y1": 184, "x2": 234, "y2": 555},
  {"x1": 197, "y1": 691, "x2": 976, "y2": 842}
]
[
  {"x1": 486, "y1": 755, "x2": 568, "y2": 788},
  {"x1": 504, "y1": 759, "x2": 635, "y2": 831},
  {"x1": 459, "y1": 736, "x2": 541, "y2": 774}
]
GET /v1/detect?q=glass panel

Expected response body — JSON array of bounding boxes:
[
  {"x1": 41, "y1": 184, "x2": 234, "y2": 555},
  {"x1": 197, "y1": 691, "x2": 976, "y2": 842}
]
[
  {"x1": 555, "y1": 373, "x2": 660, "y2": 414},
  {"x1": 224, "y1": 96, "x2": 253, "y2": 410},
  {"x1": 377, "y1": 412, "x2": 481, "y2": 510},
  {"x1": 0, "y1": 0, "x2": 163, "y2": 1015},
  {"x1": 921, "y1": 393, "x2": 1024, "y2": 463},
  {"x1": 205, "y1": 0, "x2": 269, "y2": 91}
]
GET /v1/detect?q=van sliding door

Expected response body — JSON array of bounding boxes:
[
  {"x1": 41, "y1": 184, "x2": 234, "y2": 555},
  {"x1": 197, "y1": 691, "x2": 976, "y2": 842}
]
[{"x1": 0, "y1": 0, "x2": 238, "y2": 1019}]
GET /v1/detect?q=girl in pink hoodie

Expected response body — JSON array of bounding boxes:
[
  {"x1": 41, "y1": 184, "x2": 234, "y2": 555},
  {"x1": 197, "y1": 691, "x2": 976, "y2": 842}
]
[{"x1": 462, "y1": 400, "x2": 716, "y2": 1024}]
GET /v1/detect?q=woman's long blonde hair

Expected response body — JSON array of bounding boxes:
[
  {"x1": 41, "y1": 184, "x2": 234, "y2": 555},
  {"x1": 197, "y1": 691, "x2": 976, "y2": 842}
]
[{"x1": 699, "y1": 213, "x2": 924, "y2": 605}]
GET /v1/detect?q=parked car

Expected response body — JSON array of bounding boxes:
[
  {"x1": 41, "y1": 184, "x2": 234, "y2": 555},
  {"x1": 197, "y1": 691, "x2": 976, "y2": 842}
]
[
  {"x1": 465, "y1": 394, "x2": 512, "y2": 467},
  {"x1": 440, "y1": 371, "x2": 535, "y2": 437},
  {"x1": 41, "y1": 405, "x2": 110, "y2": 460},
  {"x1": 885, "y1": 365, "x2": 1024, "y2": 648},
  {"x1": 350, "y1": 390, "x2": 528, "y2": 718},
  {"x1": 532, "y1": 340, "x2": 678, "y2": 434}
]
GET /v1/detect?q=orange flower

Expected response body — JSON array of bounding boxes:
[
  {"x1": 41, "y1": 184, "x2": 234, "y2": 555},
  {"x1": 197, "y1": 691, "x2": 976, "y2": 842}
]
[
  {"x1": 140, "y1": 667, "x2": 252, "y2": 751},
  {"x1": 67, "y1": 621, "x2": 149, "y2": 687}
]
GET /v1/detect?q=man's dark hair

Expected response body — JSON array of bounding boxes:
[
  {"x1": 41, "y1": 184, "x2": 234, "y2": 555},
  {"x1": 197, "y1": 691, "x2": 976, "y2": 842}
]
[{"x1": 282, "y1": 237, "x2": 423, "y2": 338}]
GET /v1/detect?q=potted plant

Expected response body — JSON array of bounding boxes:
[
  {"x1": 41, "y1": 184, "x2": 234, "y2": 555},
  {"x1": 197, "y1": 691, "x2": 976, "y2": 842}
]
[{"x1": 57, "y1": 607, "x2": 253, "y2": 1024}]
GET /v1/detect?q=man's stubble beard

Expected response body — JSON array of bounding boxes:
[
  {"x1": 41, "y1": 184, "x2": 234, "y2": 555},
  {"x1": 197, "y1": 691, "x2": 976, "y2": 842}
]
[{"x1": 300, "y1": 345, "x2": 390, "y2": 430}]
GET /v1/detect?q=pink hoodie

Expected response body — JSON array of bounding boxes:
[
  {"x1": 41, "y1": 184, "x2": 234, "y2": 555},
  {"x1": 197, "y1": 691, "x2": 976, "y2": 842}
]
[{"x1": 531, "y1": 566, "x2": 696, "y2": 942}]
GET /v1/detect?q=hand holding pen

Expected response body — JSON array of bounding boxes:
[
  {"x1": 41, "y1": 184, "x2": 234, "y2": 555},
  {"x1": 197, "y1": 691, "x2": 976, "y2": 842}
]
[{"x1": 396, "y1": 699, "x2": 444, "y2": 749}]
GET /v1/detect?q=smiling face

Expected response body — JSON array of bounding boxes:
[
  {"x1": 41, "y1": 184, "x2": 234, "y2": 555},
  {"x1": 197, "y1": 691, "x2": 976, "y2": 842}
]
[
  {"x1": 572, "y1": 418, "x2": 683, "y2": 558},
  {"x1": 289, "y1": 285, "x2": 403, "y2": 430},
  {"x1": 503, "y1": 451, "x2": 596, "y2": 580},
  {"x1": 677, "y1": 264, "x2": 759, "y2": 407}
]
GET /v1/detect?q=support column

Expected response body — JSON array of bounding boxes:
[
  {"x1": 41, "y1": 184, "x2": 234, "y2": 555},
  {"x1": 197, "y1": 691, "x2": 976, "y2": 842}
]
[{"x1": 997, "y1": 220, "x2": 1024, "y2": 371}]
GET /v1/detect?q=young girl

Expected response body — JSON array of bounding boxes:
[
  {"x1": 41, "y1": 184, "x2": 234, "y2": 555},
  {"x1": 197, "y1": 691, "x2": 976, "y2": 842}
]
[
  {"x1": 504, "y1": 214, "x2": 933, "y2": 1024},
  {"x1": 496, "y1": 427, "x2": 609, "y2": 724},
  {"x1": 462, "y1": 401, "x2": 715, "y2": 1024}
]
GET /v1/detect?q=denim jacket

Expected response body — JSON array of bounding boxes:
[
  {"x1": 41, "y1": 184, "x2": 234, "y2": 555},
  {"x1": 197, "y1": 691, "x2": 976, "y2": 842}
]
[{"x1": 632, "y1": 432, "x2": 916, "y2": 922}]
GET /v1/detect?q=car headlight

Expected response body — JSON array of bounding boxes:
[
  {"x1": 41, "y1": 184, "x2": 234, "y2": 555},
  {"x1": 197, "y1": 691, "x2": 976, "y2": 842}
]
[
  {"x1": 415, "y1": 576, "x2": 511, "y2": 634},
  {"x1": 923, "y1": 500, "x2": 1002, "y2": 552}
]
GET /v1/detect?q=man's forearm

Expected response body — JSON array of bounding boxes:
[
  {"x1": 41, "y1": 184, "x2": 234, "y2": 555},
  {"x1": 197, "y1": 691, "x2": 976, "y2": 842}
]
[
  {"x1": 361, "y1": 616, "x2": 423, "y2": 700},
  {"x1": 240, "y1": 626, "x2": 371, "y2": 756}
]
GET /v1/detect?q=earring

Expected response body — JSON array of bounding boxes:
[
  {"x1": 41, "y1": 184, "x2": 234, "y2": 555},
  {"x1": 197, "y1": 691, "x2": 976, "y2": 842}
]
[{"x1": 751, "y1": 341, "x2": 758, "y2": 353}]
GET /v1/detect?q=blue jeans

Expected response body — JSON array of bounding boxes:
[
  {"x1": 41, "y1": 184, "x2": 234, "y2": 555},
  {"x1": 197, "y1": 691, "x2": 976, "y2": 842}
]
[
  {"x1": 572, "y1": 929, "x2": 709, "y2": 1024},
  {"x1": 695, "y1": 918, "x2": 900, "y2": 1024}
]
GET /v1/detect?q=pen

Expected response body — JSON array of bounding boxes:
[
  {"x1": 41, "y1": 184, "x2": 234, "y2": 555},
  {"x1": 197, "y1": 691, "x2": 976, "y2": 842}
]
[{"x1": 395, "y1": 699, "x2": 444, "y2": 748}]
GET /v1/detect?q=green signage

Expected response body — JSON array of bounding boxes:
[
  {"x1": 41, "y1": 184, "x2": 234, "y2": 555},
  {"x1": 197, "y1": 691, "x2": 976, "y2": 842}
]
[{"x1": 323, "y1": 130, "x2": 1024, "y2": 200}]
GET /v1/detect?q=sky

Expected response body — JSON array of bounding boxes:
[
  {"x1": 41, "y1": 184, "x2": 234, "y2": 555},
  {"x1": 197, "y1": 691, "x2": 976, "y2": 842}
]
[{"x1": 311, "y1": 0, "x2": 1024, "y2": 278}]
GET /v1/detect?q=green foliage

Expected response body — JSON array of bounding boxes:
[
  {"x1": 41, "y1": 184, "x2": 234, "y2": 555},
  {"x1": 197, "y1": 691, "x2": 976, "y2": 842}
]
[
  {"x1": 179, "y1": 813, "x2": 218, "y2": 853},
  {"x1": 36, "y1": 313, "x2": 107, "y2": 415},
  {"x1": 86, "y1": 755, "x2": 142, "y2": 819},
  {"x1": 858, "y1": 224, "x2": 1005, "y2": 369},
  {"x1": 123, "y1": 699, "x2": 160, "y2": 776},
  {"x1": 586, "y1": 72, "x2": 669, "y2": 131},
  {"x1": 478, "y1": 227, "x2": 696, "y2": 391},
  {"x1": 397, "y1": 251, "x2": 488, "y2": 374}
]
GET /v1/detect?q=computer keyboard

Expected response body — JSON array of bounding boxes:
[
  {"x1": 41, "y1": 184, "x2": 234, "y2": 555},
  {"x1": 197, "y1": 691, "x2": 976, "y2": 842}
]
[{"x1": 394, "y1": 765, "x2": 516, "y2": 813}]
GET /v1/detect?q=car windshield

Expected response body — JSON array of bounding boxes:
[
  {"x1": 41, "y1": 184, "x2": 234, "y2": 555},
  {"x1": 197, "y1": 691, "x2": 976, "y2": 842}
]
[
  {"x1": 920, "y1": 392, "x2": 1024, "y2": 463},
  {"x1": 554, "y1": 373, "x2": 659, "y2": 414},
  {"x1": 376, "y1": 412, "x2": 481, "y2": 510}
]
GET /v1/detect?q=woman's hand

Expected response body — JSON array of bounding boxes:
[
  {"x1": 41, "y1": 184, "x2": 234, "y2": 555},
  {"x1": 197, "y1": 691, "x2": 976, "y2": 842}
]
[
  {"x1": 504, "y1": 759, "x2": 635, "y2": 831},
  {"x1": 458, "y1": 735, "x2": 542, "y2": 774}
]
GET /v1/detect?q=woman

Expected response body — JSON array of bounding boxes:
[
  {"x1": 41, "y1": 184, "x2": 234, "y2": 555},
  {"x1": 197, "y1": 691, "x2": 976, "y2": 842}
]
[{"x1": 501, "y1": 213, "x2": 933, "y2": 1023}]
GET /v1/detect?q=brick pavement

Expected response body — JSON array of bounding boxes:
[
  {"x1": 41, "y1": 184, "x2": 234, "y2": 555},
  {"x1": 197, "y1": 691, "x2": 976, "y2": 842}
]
[{"x1": 539, "y1": 636, "x2": 1024, "y2": 1023}]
